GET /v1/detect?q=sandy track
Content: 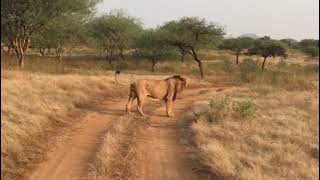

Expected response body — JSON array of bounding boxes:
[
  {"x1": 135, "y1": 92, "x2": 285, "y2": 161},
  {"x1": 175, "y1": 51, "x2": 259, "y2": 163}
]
[
  {"x1": 28, "y1": 87, "x2": 218, "y2": 180},
  {"x1": 134, "y1": 88, "x2": 213, "y2": 180},
  {"x1": 28, "y1": 99, "x2": 127, "y2": 180}
]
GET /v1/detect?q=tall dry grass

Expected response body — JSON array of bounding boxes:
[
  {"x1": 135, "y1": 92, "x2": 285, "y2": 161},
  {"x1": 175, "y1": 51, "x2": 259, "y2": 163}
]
[
  {"x1": 190, "y1": 86, "x2": 319, "y2": 179},
  {"x1": 1, "y1": 70, "x2": 128, "y2": 179}
]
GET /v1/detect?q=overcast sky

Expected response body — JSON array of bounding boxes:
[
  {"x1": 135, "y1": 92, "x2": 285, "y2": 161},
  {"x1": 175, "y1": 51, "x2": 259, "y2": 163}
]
[{"x1": 96, "y1": 0, "x2": 319, "y2": 40}]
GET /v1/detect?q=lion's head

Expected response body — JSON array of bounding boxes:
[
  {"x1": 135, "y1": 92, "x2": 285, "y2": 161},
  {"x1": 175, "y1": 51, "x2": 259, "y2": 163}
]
[{"x1": 166, "y1": 75, "x2": 187, "y2": 100}]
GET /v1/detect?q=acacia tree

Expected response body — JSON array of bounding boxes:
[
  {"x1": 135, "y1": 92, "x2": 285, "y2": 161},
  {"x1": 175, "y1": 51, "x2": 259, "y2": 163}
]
[
  {"x1": 248, "y1": 39, "x2": 288, "y2": 70},
  {"x1": 134, "y1": 30, "x2": 177, "y2": 72},
  {"x1": 87, "y1": 12, "x2": 143, "y2": 66},
  {"x1": 32, "y1": 14, "x2": 87, "y2": 60},
  {"x1": 220, "y1": 37, "x2": 254, "y2": 64},
  {"x1": 1, "y1": 0, "x2": 100, "y2": 69},
  {"x1": 159, "y1": 17, "x2": 225, "y2": 78}
]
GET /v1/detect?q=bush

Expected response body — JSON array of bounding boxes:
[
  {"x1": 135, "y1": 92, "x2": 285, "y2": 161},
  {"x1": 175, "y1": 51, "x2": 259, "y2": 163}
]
[
  {"x1": 192, "y1": 96, "x2": 256, "y2": 123},
  {"x1": 302, "y1": 46, "x2": 319, "y2": 58},
  {"x1": 232, "y1": 101, "x2": 256, "y2": 119},
  {"x1": 239, "y1": 58, "x2": 260, "y2": 83},
  {"x1": 193, "y1": 96, "x2": 232, "y2": 123},
  {"x1": 222, "y1": 59, "x2": 235, "y2": 73}
]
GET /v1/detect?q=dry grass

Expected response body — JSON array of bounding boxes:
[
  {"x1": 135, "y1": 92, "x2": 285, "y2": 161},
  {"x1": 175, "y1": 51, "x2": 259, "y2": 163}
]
[
  {"x1": 190, "y1": 86, "x2": 319, "y2": 179},
  {"x1": 1, "y1": 70, "x2": 128, "y2": 179},
  {"x1": 87, "y1": 116, "x2": 147, "y2": 180}
]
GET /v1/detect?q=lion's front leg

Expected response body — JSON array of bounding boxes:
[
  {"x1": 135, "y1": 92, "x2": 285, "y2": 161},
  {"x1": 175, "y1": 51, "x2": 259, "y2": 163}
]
[
  {"x1": 137, "y1": 96, "x2": 145, "y2": 116},
  {"x1": 166, "y1": 99, "x2": 174, "y2": 118}
]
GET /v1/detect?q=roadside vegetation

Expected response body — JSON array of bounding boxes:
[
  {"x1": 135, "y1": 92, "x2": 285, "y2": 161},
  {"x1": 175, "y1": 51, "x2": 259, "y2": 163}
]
[
  {"x1": 189, "y1": 60, "x2": 319, "y2": 179},
  {"x1": 1, "y1": 70, "x2": 128, "y2": 179}
]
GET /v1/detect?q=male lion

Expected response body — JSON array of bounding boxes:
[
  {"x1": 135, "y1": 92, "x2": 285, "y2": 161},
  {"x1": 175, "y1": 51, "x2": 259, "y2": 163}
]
[{"x1": 115, "y1": 71, "x2": 187, "y2": 117}]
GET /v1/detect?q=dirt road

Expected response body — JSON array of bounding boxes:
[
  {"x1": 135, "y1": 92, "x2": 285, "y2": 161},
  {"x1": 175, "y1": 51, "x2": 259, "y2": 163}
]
[{"x1": 28, "y1": 87, "x2": 216, "y2": 180}]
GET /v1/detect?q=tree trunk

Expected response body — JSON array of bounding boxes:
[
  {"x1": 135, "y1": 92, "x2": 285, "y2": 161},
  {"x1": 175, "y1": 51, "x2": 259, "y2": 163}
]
[
  {"x1": 18, "y1": 54, "x2": 24, "y2": 70},
  {"x1": 119, "y1": 49, "x2": 125, "y2": 60},
  {"x1": 181, "y1": 52, "x2": 185, "y2": 63},
  {"x1": 180, "y1": 48, "x2": 185, "y2": 63},
  {"x1": 197, "y1": 59, "x2": 204, "y2": 78},
  {"x1": 14, "y1": 48, "x2": 24, "y2": 70},
  {"x1": 151, "y1": 58, "x2": 156, "y2": 72},
  {"x1": 236, "y1": 52, "x2": 239, "y2": 64},
  {"x1": 108, "y1": 58, "x2": 113, "y2": 68},
  {"x1": 55, "y1": 47, "x2": 63, "y2": 61},
  {"x1": 190, "y1": 47, "x2": 204, "y2": 78},
  {"x1": 11, "y1": 36, "x2": 30, "y2": 70},
  {"x1": 39, "y1": 47, "x2": 45, "y2": 56},
  {"x1": 99, "y1": 48, "x2": 102, "y2": 57},
  {"x1": 47, "y1": 48, "x2": 51, "y2": 56},
  {"x1": 262, "y1": 56, "x2": 267, "y2": 70}
]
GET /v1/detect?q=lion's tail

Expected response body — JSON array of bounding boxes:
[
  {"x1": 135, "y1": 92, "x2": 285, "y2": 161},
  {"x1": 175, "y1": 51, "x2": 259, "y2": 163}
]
[{"x1": 114, "y1": 71, "x2": 135, "y2": 86}]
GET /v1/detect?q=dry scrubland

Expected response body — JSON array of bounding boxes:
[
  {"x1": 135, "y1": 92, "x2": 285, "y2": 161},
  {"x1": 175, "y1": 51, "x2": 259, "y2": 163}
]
[
  {"x1": 190, "y1": 87, "x2": 319, "y2": 179},
  {"x1": 1, "y1": 49, "x2": 319, "y2": 179}
]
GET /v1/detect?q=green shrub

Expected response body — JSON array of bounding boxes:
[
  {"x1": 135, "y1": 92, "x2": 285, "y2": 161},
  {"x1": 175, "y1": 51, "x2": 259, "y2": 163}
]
[
  {"x1": 302, "y1": 46, "x2": 319, "y2": 58},
  {"x1": 239, "y1": 58, "x2": 260, "y2": 83},
  {"x1": 233, "y1": 101, "x2": 256, "y2": 119},
  {"x1": 193, "y1": 96, "x2": 257, "y2": 123},
  {"x1": 222, "y1": 59, "x2": 235, "y2": 73},
  {"x1": 193, "y1": 96, "x2": 232, "y2": 123}
]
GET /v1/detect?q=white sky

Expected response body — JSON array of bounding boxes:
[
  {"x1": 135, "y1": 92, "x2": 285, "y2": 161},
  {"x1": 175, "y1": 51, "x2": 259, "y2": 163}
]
[{"x1": 96, "y1": 0, "x2": 319, "y2": 40}]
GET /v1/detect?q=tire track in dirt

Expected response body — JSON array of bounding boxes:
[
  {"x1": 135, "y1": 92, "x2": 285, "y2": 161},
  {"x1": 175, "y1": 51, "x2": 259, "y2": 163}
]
[
  {"x1": 133, "y1": 88, "x2": 215, "y2": 180},
  {"x1": 28, "y1": 99, "x2": 127, "y2": 180}
]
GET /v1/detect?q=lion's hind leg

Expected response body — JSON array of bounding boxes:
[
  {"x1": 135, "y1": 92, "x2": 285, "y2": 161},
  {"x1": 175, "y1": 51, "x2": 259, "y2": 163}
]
[
  {"x1": 126, "y1": 90, "x2": 136, "y2": 115},
  {"x1": 137, "y1": 95, "x2": 145, "y2": 116}
]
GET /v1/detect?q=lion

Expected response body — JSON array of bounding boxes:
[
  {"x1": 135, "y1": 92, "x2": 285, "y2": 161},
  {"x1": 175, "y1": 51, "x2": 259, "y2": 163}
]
[{"x1": 115, "y1": 71, "x2": 187, "y2": 117}]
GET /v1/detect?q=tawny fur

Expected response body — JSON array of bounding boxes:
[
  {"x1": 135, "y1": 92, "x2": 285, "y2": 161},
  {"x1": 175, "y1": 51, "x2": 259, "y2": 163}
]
[{"x1": 125, "y1": 75, "x2": 187, "y2": 117}]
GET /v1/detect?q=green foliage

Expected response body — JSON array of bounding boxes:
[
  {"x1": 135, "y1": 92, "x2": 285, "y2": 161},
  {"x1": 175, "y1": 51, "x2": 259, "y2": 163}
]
[
  {"x1": 299, "y1": 39, "x2": 319, "y2": 48},
  {"x1": 248, "y1": 39, "x2": 288, "y2": 59},
  {"x1": 159, "y1": 16, "x2": 225, "y2": 77},
  {"x1": 233, "y1": 101, "x2": 256, "y2": 119},
  {"x1": 239, "y1": 58, "x2": 260, "y2": 82},
  {"x1": 221, "y1": 59, "x2": 235, "y2": 73},
  {"x1": 192, "y1": 96, "x2": 256, "y2": 123},
  {"x1": 32, "y1": 14, "x2": 86, "y2": 50},
  {"x1": 160, "y1": 17, "x2": 225, "y2": 49},
  {"x1": 220, "y1": 37, "x2": 254, "y2": 53},
  {"x1": 247, "y1": 39, "x2": 288, "y2": 70},
  {"x1": 132, "y1": 29, "x2": 178, "y2": 71},
  {"x1": 220, "y1": 37, "x2": 254, "y2": 64},
  {"x1": 193, "y1": 96, "x2": 232, "y2": 123},
  {"x1": 297, "y1": 39, "x2": 319, "y2": 58},
  {"x1": 87, "y1": 13, "x2": 143, "y2": 57},
  {"x1": 280, "y1": 38, "x2": 299, "y2": 49},
  {"x1": 1, "y1": 0, "x2": 100, "y2": 68},
  {"x1": 134, "y1": 29, "x2": 176, "y2": 60},
  {"x1": 301, "y1": 45, "x2": 319, "y2": 58}
]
